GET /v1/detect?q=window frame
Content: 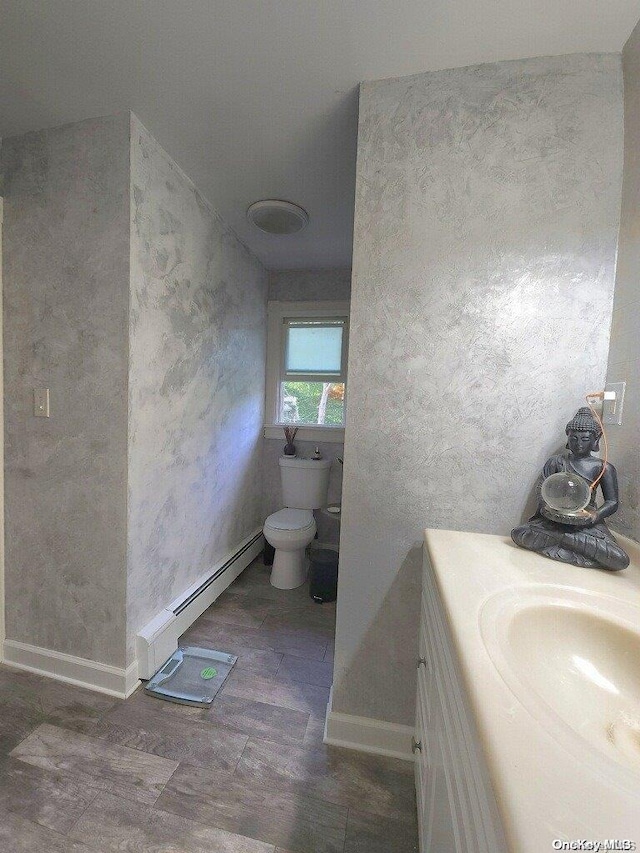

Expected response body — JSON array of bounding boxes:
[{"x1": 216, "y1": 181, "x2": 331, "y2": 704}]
[{"x1": 264, "y1": 300, "x2": 350, "y2": 442}]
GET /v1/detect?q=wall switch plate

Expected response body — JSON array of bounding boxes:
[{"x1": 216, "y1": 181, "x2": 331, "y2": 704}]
[
  {"x1": 602, "y1": 381, "x2": 625, "y2": 425},
  {"x1": 33, "y1": 388, "x2": 50, "y2": 418}
]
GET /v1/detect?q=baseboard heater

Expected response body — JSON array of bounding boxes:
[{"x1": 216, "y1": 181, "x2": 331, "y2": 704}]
[{"x1": 136, "y1": 528, "x2": 264, "y2": 679}]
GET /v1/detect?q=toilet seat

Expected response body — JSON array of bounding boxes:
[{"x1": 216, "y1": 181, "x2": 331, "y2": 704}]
[
  {"x1": 265, "y1": 508, "x2": 314, "y2": 531},
  {"x1": 263, "y1": 508, "x2": 316, "y2": 589}
]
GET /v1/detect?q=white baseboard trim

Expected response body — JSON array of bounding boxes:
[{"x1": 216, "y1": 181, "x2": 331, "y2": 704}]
[
  {"x1": 136, "y1": 528, "x2": 264, "y2": 679},
  {"x1": 2, "y1": 639, "x2": 139, "y2": 699},
  {"x1": 323, "y1": 687, "x2": 415, "y2": 761}
]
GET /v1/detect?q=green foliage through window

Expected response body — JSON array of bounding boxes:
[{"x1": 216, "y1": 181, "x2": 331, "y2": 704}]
[{"x1": 280, "y1": 382, "x2": 345, "y2": 425}]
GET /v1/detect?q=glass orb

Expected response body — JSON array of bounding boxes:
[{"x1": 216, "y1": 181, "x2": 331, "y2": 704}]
[{"x1": 541, "y1": 472, "x2": 591, "y2": 513}]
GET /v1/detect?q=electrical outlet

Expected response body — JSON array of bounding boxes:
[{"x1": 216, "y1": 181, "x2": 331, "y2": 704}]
[
  {"x1": 33, "y1": 388, "x2": 50, "y2": 418},
  {"x1": 602, "y1": 381, "x2": 625, "y2": 426}
]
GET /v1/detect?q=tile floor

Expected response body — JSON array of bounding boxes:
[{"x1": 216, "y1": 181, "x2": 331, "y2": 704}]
[{"x1": 0, "y1": 556, "x2": 418, "y2": 852}]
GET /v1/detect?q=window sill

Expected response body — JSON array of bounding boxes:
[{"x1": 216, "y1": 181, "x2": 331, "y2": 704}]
[{"x1": 263, "y1": 425, "x2": 345, "y2": 443}]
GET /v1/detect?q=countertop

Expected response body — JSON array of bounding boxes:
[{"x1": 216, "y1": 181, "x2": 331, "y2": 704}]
[{"x1": 424, "y1": 527, "x2": 640, "y2": 852}]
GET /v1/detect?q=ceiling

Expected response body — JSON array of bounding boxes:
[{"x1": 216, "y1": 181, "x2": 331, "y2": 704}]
[{"x1": 2, "y1": 1, "x2": 640, "y2": 270}]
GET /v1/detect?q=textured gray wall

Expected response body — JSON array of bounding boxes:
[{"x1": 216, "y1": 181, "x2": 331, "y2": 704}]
[
  {"x1": 2, "y1": 116, "x2": 130, "y2": 666},
  {"x1": 127, "y1": 116, "x2": 267, "y2": 661},
  {"x1": 606, "y1": 26, "x2": 640, "y2": 543},
  {"x1": 268, "y1": 268, "x2": 351, "y2": 302},
  {"x1": 334, "y1": 54, "x2": 623, "y2": 725}
]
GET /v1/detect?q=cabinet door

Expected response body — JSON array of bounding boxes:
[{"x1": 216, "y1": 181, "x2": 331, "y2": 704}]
[
  {"x1": 417, "y1": 613, "x2": 457, "y2": 850},
  {"x1": 423, "y1": 671, "x2": 457, "y2": 852},
  {"x1": 416, "y1": 614, "x2": 429, "y2": 849},
  {"x1": 419, "y1": 550, "x2": 509, "y2": 853},
  {"x1": 415, "y1": 681, "x2": 428, "y2": 852}
]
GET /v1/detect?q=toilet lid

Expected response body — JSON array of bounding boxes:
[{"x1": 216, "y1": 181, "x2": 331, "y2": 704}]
[{"x1": 266, "y1": 508, "x2": 314, "y2": 530}]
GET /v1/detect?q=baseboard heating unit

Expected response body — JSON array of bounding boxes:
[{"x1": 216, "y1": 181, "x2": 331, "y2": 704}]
[{"x1": 136, "y1": 528, "x2": 264, "y2": 679}]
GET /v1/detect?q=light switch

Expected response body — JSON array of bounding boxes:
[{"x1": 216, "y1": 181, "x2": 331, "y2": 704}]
[
  {"x1": 603, "y1": 381, "x2": 626, "y2": 426},
  {"x1": 33, "y1": 388, "x2": 50, "y2": 418}
]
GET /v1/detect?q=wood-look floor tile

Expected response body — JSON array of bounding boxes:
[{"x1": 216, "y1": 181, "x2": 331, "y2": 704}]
[
  {"x1": 344, "y1": 809, "x2": 419, "y2": 853},
  {"x1": 302, "y1": 715, "x2": 328, "y2": 748},
  {"x1": 207, "y1": 694, "x2": 310, "y2": 745},
  {"x1": 0, "y1": 808, "x2": 95, "y2": 853},
  {"x1": 221, "y1": 671, "x2": 330, "y2": 716},
  {"x1": 0, "y1": 669, "x2": 118, "y2": 736},
  {"x1": 11, "y1": 723, "x2": 178, "y2": 805},
  {"x1": 0, "y1": 666, "x2": 117, "y2": 711},
  {"x1": 236, "y1": 738, "x2": 416, "y2": 820},
  {"x1": 157, "y1": 762, "x2": 347, "y2": 853},
  {"x1": 94, "y1": 694, "x2": 248, "y2": 771},
  {"x1": 253, "y1": 627, "x2": 329, "y2": 661},
  {"x1": 277, "y1": 592, "x2": 336, "y2": 613},
  {"x1": 260, "y1": 614, "x2": 334, "y2": 642},
  {"x1": 261, "y1": 603, "x2": 336, "y2": 629},
  {"x1": 199, "y1": 592, "x2": 276, "y2": 628},
  {"x1": 180, "y1": 620, "x2": 274, "y2": 652},
  {"x1": 90, "y1": 705, "x2": 248, "y2": 772},
  {"x1": 0, "y1": 701, "x2": 45, "y2": 754},
  {"x1": 228, "y1": 648, "x2": 287, "y2": 679},
  {"x1": 323, "y1": 641, "x2": 335, "y2": 664},
  {"x1": 186, "y1": 619, "x2": 329, "y2": 661},
  {"x1": 0, "y1": 664, "x2": 40, "y2": 693},
  {"x1": 113, "y1": 686, "x2": 206, "y2": 722},
  {"x1": 70, "y1": 791, "x2": 275, "y2": 852},
  {"x1": 178, "y1": 630, "x2": 285, "y2": 677},
  {"x1": 230, "y1": 563, "x2": 310, "y2": 604},
  {"x1": 0, "y1": 558, "x2": 416, "y2": 853},
  {"x1": 276, "y1": 654, "x2": 334, "y2": 688},
  {"x1": 231, "y1": 558, "x2": 334, "y2": 628},
  {"x1": 0, "y1": 757, "x2": 98, "y2": 834}
]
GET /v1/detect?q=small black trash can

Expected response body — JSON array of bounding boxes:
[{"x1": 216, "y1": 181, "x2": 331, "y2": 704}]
[
  {"x1": 309, "y1": 547, "x2": 339, "y2": 603},
  {"x1": 263, "y1": 542, "x2": 275, "y2": 566}
]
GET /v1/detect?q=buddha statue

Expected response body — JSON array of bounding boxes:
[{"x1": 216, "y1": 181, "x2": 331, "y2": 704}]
[{"x1": 511, "y1": 407, "x2": 629, "y2": 571}]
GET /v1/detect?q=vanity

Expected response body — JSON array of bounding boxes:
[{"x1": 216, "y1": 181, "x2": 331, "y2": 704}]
[{"x1": 416, "y1": 528, "x2": 640, "y2": 852}]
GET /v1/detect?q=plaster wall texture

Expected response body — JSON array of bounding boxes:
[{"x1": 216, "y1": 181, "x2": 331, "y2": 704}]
[
  {"x1": 1, "y1": 116, "x2": 130, "y2": 666},
  {"x1": 268, "y1": 268, "x2": 351, "y2": 302},
  {"x1": 334, "y1": 54, "x2": 624, "y2": 725},
  {"x1": 127, "y1": 116, "x2": 267, "y2": 661},
  {"x1": 606, "y1": 24, "x2": 640, "y2": 544}
]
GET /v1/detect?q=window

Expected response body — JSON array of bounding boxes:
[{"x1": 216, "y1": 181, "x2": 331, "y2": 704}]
[{"x1": 265, "y1": 301, "x2": 349, "y2": 440}]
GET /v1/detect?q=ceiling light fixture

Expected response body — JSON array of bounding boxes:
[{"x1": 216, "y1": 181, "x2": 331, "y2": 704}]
[{"x1": 247, "y1": 199, "x2": 309, "y2": 235}]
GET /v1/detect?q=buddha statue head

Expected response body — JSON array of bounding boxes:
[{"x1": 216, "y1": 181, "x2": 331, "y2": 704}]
[{"x1": 565, "y1": 407, "x2": 602, "y2": 457}]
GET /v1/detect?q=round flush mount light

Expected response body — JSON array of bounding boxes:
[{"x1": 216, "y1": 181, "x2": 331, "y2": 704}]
[{"x1": 246, "y1": 199, "x2": 309, "y2": 235}]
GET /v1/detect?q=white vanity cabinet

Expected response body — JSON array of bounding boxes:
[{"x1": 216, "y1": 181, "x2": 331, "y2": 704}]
[
  {"x1": 415, "y1": 542, "x2": 508, "y2": 853},
  {"x1": 415, "y1": 529, "x2": 640, "y2": 852}
]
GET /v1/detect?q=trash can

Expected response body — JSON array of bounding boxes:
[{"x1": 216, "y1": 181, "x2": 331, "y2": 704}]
[
  {"x1": 309, "y1": 547, "x2": 339, "y2": 603},
  {"x1": 263, "y1": 541, "x2": 275, "y2": 566}
]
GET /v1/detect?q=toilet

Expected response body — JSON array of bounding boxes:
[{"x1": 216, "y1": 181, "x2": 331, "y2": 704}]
[{"x1": 263, "y1": 456, "x2": 332, "y2": 589}]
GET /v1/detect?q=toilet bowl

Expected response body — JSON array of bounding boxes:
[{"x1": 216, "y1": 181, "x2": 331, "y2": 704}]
[
  {"x1": 263, "y1": 508, "x2": 316, "y2": 589},
  {"x1": 264, "y1": 456, "x2": 332, "y2": 589}
]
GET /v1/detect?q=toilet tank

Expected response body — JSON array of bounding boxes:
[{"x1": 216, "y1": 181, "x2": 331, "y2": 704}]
[{"x1": 279, "y1": 457, "x2": 331, "y2": 509}]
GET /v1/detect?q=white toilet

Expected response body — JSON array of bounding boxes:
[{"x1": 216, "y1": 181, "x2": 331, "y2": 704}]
[{"x1": 263, "y1": 457, "x2": 332, "y2": 589}]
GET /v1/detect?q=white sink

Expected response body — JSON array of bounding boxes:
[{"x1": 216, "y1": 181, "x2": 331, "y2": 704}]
[{"x1": 480, "y1": 586, "x2": 640, "y2": 783}]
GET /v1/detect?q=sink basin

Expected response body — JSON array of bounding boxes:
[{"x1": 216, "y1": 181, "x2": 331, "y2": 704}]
[{"x1": 480, "y1": 586, "x2": 640, "y2": 782}]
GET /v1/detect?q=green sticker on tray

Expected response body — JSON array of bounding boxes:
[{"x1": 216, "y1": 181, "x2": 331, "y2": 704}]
[{"x1": 200, "y1": 667, "x2": 217, "y2": 680}]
